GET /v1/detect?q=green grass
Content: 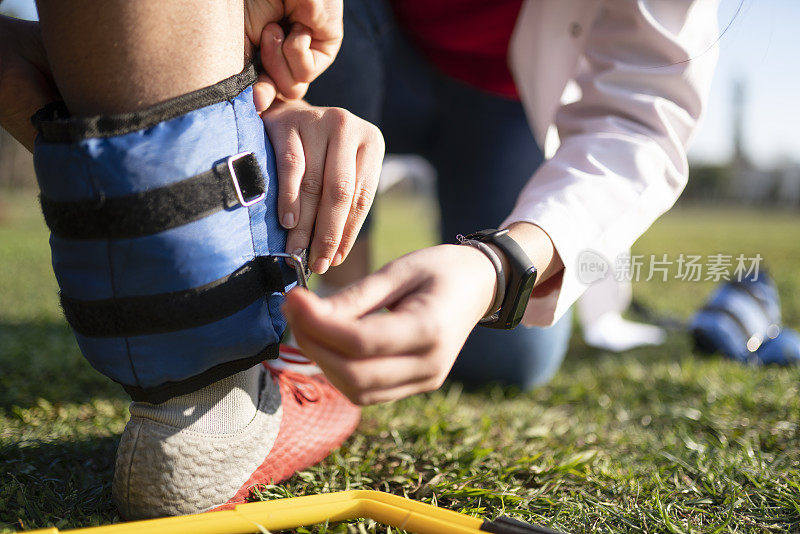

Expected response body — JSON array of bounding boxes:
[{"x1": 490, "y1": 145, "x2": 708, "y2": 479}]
[{"x1": 1, "y1": 190, "x2": 799, "y2": 533}]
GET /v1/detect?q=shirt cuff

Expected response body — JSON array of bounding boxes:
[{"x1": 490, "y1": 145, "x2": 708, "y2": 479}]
[{"x1": 501, "y1": 198, "x2": 599, "y2": 327}]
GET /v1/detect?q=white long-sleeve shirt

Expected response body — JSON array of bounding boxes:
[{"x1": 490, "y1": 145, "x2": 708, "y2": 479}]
[{"x1": 503, "y1": 0, "x2": 719, "y2": 326}]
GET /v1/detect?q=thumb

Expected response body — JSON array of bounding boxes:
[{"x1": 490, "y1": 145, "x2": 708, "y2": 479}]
[
  {"x1": 284, "y1": 255, "x2": 428, "y2": 323},
  {"x1": 243, "y1": 0, "x2": 284, "y2": 46},
  {"x1": 253, "y1": 74, "x2": 277, "y2": 113},
  {"x1": 324, "y1": 260, "x2": 425, "y2": 318},
  {"x1": 283, "y1": 287, "x2": 333, "y2": 321}
]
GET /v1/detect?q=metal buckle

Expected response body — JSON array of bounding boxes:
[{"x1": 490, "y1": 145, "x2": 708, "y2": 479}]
[
  {"x1": 227, "y1": 152, "x2": 266, "y2": 207},
  {"x1": 272, "y1": 251, "x2": 310, "y2": 290}
]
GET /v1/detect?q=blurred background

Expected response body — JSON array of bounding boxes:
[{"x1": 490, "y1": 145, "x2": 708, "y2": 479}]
[
  {"x1": 1, "y1": 0, "x2": 798, "y2": 339},
  {"x1": 1, "y1": 3, "x2": 799, "y2": 531},
  {"x1": 3, "y1": 0, "x2": 800, "y2": 204}
]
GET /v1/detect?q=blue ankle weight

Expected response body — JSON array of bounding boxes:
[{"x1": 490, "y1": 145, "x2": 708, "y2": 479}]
[
  {"x1": 32, "y1": 66, "x2": 297, "y2": 403},
  {"x1": 690, "y1": 272, "x2": 800, "y2": 365}
]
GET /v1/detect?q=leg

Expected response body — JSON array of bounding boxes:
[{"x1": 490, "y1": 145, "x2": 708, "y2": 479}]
[
  {"x1": 36, "y1": 0, "x2": 245, "y2": 116},
  {"x1": 34, "y1": 0, "x2": 282, "y2": 402},
  {"x1": 452, "y1": 310, "x2": 572, "y2": 390},
  {"x1": 429, "y1": 77, "x2": 572, "y2": 390},
  {"x1": 578, "y1": 269, "x2": 666, "y2": 352},
  {"x1": 34, "y1": 2, "x2": 359, "y2": 517}
]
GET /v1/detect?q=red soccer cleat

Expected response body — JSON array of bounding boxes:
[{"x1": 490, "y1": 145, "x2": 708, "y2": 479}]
[
  {"x1": 113, "y1": 345, "x2": 360, "y2": 519},
  {"x1": 213, "y1": 346, "x2": 362, "y2": 509}
]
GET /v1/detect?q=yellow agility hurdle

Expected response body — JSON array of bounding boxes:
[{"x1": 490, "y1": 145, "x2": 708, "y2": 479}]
[{"x1": 26, "y1": 490, "x2": 563, "y2": 534}]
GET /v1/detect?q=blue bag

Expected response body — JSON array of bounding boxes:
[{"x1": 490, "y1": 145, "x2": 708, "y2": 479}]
[
  {"x1": 32, "y1": 65, "x2": 301, "y2": 402},
  {"x1": 689, "y1": 271, "x2": 800, "y2": 365}
]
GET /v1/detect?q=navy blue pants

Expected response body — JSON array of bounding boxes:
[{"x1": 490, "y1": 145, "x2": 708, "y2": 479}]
[{"x1": 306, "y1": 0, "x2": 571, "y2": 390}]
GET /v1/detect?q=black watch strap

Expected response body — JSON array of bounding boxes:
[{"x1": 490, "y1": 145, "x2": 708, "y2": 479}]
[{"x1": 463, "y1": 229, "x2": 537, "y2": 329}]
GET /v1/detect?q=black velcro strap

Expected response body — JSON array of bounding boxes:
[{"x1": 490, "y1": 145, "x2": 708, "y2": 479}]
[
  {"x1": 122, "y1": 344, "x2": 279, "y2": 404},
  {"x1": 697, "y1": 304, "x2": 753, "y2": 340},
  {"x1": 32, "y1": 64, "x2": 258, "y2": 142},
  {"x1": 60, "y1": 256, "x2": 286, "y2": 338},
  {"x1": 40, "y1": 152, "x2": 265, "y2": 240}
]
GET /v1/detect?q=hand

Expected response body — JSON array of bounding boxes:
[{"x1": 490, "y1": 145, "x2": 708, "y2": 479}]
[
  {"x1": 282, "y1": 244, "x2": 499, "y2": 405},
  {"x1": 0, "y1": 16, "x2": 60, "y2": 151},
  {"x1": 244, "y1": 0, "x2": 343, "y2": 111},
  {"x1": 262, "y1": 100, "x2": 384, "y2": 273}
]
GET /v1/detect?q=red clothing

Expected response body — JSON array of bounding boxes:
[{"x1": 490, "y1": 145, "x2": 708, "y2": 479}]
[{"x1": 390, "y1": 0, "x2": 524, "y2": 99}]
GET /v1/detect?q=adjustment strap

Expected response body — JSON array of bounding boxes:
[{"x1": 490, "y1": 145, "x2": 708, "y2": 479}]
[
  {"x1": 457, "y1": 236, "x2": 506, "y2": 322},
  {"x1": 40, "y1": 152, "x2": 266, "y2": 240},
  {"x1": 123, "y1": 345, "x2": 279, "y2": 404},
  {"x1": 61, "y1": 256, "x2": 287, "y2": 338},
  {"x1": 698, "y1": 304, "x2": 764, "y2": 352}
]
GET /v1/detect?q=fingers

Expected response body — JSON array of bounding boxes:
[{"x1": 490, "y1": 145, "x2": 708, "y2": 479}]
[
  {"x1": 282, "y1": 247, "x2": 482, "y2": 405},
  {"x1": 283, "y1": 108, "x2": 380, "y2": 273},
  {"x1": 264, "y1": 102, "x2": 381, "y2": 270},
  {"x1": 286, "y1": 262, "x2": 420, "y2": 320},
  {"x1": 282, "y1": 23, "x2": 316, "y2": 83},
  {"x1": 283, "y1": 277, "x2": 435, "y2": 359},
  {"x1": 284, "y1": 0, "x2": 343, "y2": 43},
  {"x1": 253, "y1": 73, "x2": 277, "y2": 114},
  {"x1": 334, "y1": 131, "x2": 383, "y2": 265},
  {"x1": 243, "y1": 0, "x2": 283, "y2": 46},
  {"x1": 0, "y1": 20, "x2": 60, "y2": 151},
  {"x1": 285, "y1": 118, "x2": 326, "y2": 256},
  {"x1": 259, "y1": 23, "x2": 309, "y2": 100},
  {"x1": 266, "y1": 120, "x2": 304, "y2": 229},
  {"x1": 245, "y1": 0, "x2": 341, "y2": 100},
  {"x1": 289, "y1": 315, "x2": 445, "y2": 406},
  {"x1": 308, "y1": 110, "x2": 356, "y2": 273},
  {"x1": 297, "y1": 303, "x2": 438, "y2": 359},
  {"x1": 282, "y1": 0, "x2": 343, "y2": 80}
]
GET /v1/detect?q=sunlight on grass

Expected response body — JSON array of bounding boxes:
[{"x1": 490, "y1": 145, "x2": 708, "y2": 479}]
[{"x1": 1, "y1": 190, "x2": 799, "y2": 533}]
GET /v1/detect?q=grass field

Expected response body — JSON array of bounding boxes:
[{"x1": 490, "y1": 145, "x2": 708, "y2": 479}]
[{"x1": 1, "y1": 190, "x2": 799, "y2": 533}]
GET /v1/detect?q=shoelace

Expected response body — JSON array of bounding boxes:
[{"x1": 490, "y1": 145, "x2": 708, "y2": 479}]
[
  {"x1": 268, "y1": 366, "x2": 332, "y2": 405},
  {"x1": 278, "y1": 345, "x2": 315, "y2": 365}
]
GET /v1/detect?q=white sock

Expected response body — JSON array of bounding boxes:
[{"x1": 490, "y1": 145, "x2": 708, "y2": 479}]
[
  {"x1": 582, "y1": 312, "x2": 666, "y2": 353},
  {"x1": 276, "y1": 279, "x2": 340, "y2": 373},
  {"x1": 114, "y1": 363, "x2": 283, "y2": 519},
  {"x1": 129, "y1": 364, "x2": 262, "y2": 434}
]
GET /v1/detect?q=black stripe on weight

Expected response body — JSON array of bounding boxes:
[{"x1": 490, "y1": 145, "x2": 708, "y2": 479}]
[
  {"x1": 60, "y1": 257, "x2": 287, "y2": 338},
  {"x1": 122, "y1": 344, "x2": 279, "y2": 405},
  {"x1": 729, "y1": 280, "x2": 774, "y2": 320},
  {"x1": 39, "y1": 153, "x2": 264, "y2": 240},
  {"x1": 32, "y1": 64, "x2": 258, "y2": 142},
  {"x1": 698, "y1": 304, "x2": 753, "y2": 341}
]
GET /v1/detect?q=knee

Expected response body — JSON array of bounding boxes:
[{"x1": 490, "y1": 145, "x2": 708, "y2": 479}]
[{"x1": 448, "y1": 313, "x2": 572, "y2": 391}]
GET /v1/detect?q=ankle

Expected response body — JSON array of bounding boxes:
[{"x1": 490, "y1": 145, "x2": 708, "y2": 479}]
[{"x1": 130, "y1": 364, "x2": 262, "y2": 434}]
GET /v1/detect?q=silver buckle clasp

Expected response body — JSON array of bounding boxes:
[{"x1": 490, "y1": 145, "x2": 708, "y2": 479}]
[
  {"x1": 272, "y1": 252, "x2": 310, "y2": 290},
  {"x1": 227, "y1": 152, "x2": 266, "y2": 207}
]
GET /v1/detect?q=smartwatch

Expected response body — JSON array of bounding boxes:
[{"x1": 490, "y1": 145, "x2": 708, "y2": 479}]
[{"x1": 462, "y1": 229, "x2": 537, "y2": 329}]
